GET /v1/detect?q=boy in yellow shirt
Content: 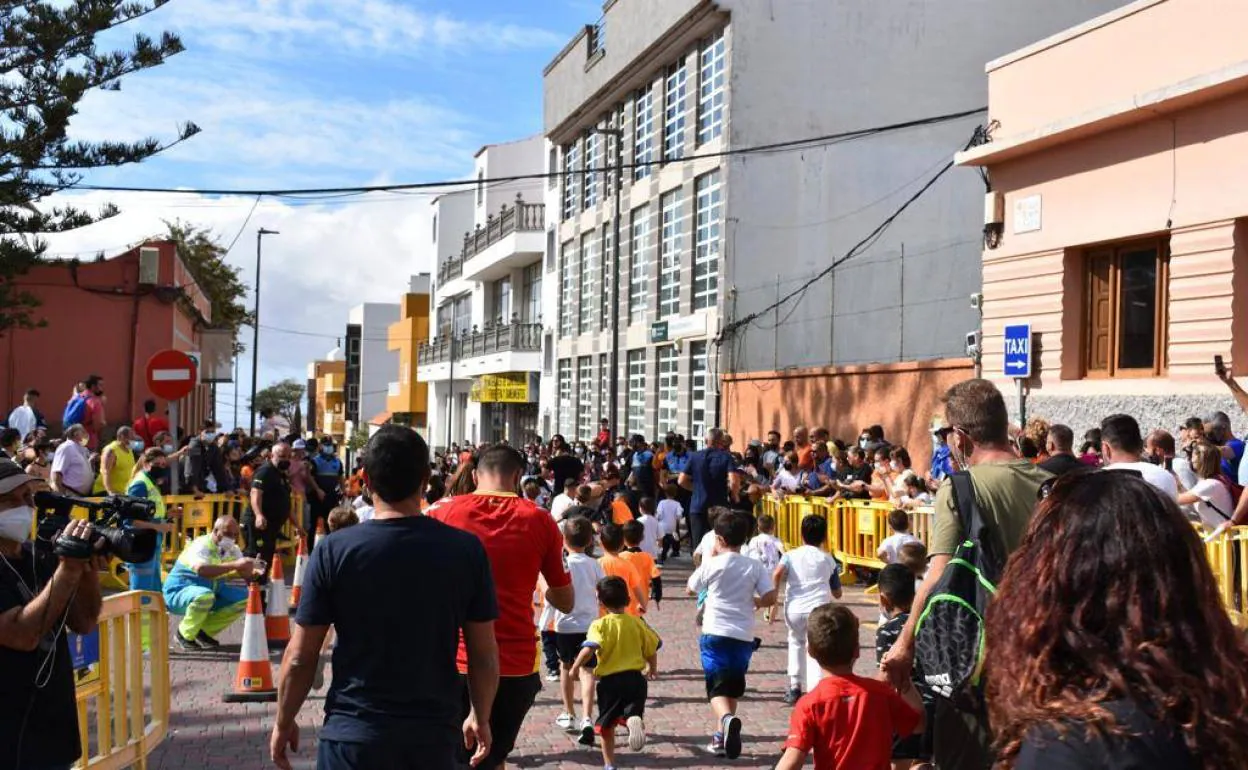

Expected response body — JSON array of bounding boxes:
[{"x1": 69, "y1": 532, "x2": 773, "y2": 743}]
[{"x1": 570, "y1": 576, "x2": 661, "y2": 770}]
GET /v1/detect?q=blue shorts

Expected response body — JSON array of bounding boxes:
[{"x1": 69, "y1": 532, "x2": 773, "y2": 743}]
[{"x1": 699, "y1": 634, "x2": 754, "y2": 699}]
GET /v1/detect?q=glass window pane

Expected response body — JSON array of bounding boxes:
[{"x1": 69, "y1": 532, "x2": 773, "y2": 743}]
[{"x1": 1116, "y1": 247, "x2": 1158, "y2": 371}]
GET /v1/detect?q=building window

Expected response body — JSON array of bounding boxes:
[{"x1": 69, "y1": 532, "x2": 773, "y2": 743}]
[
  {"x1": 659, "y1": 187, "x2": 686, "y2": 319},
  {"x1": 599, "y1": 353, "x2": 610, "y2": 428},
  {"x1": 689, "y1": 340, "x2": 708, "y2": 443},
  {"x1": 657, "y1": 345, "x2": 678, "y2": 437},
  {"x1": 543, "y1": 333, "x2": 554, "y2": 376},
  {"x1": 545, "y1": 228, "x2": 556, "y2": 273},
  {"x1": 490, "y1": 276, "x2": 511, "y2": 323},
  {"x1": 633, "y1": 86, "x2": 655, "y2": 181},
  {"x1": 629, "y1": 204, "x2": 653, "y2": 324},
  {"x1": 606, "y1": 104, "x2": 624, "y2": 193},
  {"x1": 579, "y1": 230, "x2": 600, "y2": 334},
  {"x1": 627, "y1": 350, "x2": 646, "y2": 434},
  {"x1": 693, "y1": 170, "x2": 722, "y2": 311},
  {"x1": 1084, "y1": 239, "x2": 1169, "y2": 377},
  {"x1": 588, "y1": 16, "x2": 606, "y2": 58},
  {"x1": 452, "y1": 294, "x2": 471, "y2": 336},
  {"x1": 558, "y1": 360, "x2": 574, "y2": 439},
  {"x1": 584, "y1": 130, "x2": 602, "y2": 210},
  {"x1": 476, "y1": 169, "x2": 485, "y2": 205},
  {"x1": 522, "y1": 262, "x2": 542, "y2": 324},
  {"x1": 432, "y1": 214, "x2": 437, "y2": 244},
  {"x1": 578, "y1": 356, "x2": 594, "y2": 442},
  {"x1": 548, "y1": 146, "x2": 558, "y2": 189},
  {"x1": 698, "y1": 30, "x2": 726, "y2": 145},
  {"x1": 560, "y1": 239, "x2": 576, "y2": 336},
  {"x1": 600, "y1": 223, "x2": 613, "y2": 330},
  {"x1": 562, "y1": 140, "x2": 581, "y2": 221},
  {"x1": 663, "y1": 60, "x2": 688, "y2": 161}
]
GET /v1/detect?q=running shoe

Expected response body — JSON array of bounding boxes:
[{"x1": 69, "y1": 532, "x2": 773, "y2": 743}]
[
  {"x1": 723, "y1": 714, "x2": 743, "y2": 760},
  {"x1": 626, "y1": 716, "x2": 646, "y2": 751},
  {"x1": 705, "y1": 731, "x2": 726, "y2": 756},
  {"x1": 555, "y1": 713, "x2": 576, "y2": 730},
  {"x1": 578, "y1": 718, "x2": 595, "y2": 746}
]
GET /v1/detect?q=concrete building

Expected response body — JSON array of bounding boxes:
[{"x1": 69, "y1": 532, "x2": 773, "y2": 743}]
[
  {"x1": 0, "y1": 240, "x2": 221, "y2": 437},
  {"x1": 957, "y1": 0, "x2": 1248, "y2": 432},
  {"x1": 344, "y1": 302, "x2": 400, "y2": 437},
  {"x1": 385, "y1": 274, "x2": 432, "y2": 429},
  {"x1": 542, "y1": 0, "x2": 1127, "y2": 458},
  {"x1": 419, "y1": 136, "x2": 546, "y2": 449},
  {"x1": 306, "y1": 348, "x2": 347, "y2": 442}
]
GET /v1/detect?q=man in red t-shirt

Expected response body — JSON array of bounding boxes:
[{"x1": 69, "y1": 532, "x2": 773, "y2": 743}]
[
  {"x1": 428, "y1": 445, "x2": 573, "y2": 770},
  {"x1": 132, "y1": 399, "x2": 170, "y2": 447},
  {"x1": 776, "y1": 604, "x2": 922, "y2": 770}
]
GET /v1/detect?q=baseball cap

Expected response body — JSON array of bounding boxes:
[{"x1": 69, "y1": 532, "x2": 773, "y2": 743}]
[{"x1": 0, "y1": 458, "x2": 35, "y2": 495}]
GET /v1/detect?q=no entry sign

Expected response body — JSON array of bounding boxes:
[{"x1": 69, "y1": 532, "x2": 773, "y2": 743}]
[{"x1": 146, "y1": 349, "x2": 198, "y2": 401}]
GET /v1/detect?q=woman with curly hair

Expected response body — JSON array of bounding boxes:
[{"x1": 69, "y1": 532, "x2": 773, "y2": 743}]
[{"x1": 986, "y1": 470, "x2": 1248, "y2": 768}]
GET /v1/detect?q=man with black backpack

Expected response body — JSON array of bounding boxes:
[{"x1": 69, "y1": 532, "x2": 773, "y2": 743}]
[{"x1": 880, "y1": 378, "x2": 1050, "y2": 770}]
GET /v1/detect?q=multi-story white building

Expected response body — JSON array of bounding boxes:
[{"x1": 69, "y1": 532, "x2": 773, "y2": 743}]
[
  {"x1": 419, "y1": 135, "x2": 547, "y2": 449},
  {"x1": 541, "y1": 0, "x2": 1128, "y2": 455}
]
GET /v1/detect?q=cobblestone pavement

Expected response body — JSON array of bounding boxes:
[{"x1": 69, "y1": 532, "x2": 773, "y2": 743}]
[{"x1": 149, "y1": 557, "x2": 882, "y2": 769}]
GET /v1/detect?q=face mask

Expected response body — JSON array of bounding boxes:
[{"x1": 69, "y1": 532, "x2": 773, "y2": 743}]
[
  {"x1": 77, "y1": 436, "x2": 89, "y2": 447},
  {"x1": 859, "y1": 438, "x2": 869, "y2": 449},
  {"x1": 0, "y1": 506, "x2": 34, "y2": 543},
  {"x1": 277, "y1": 460, "x2": 291, "y2": 472},
  {"x1": 950, "y1": 436, "x2": 970, "y2": 470},
  {"x1": 130, "y1": 440, "x2": 145, "y2": 452},
  {"x1": 162, "y1": 443, "x2": 175, "y2": 454},
  {"x1": 217, "y1": 536, "x2": 236, "y2": 551},
  {"x1": 890, "y1": 461, "x2": 901, "y2": 472},
  {"x1": 202, "y1": 431, "x2": 217, "y2": 441},
  {"x1": 321, "y1": 447, "x2": 334, "y2": 456}
]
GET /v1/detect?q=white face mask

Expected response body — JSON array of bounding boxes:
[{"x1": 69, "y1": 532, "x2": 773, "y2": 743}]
[
  {"x1": 890, "y1": 461, "x2": 902, "y2": 472},
  {"x1": 217, "y1": 536, "x2": 236, "y2": 551},
  {"x1": 0, "y1": 506, "x2": 34, "y2": 543}
]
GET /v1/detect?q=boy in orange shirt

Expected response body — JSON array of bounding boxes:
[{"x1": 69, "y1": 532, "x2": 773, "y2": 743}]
[
  {"x1": 620, "y1": 520, "x2": 662, "y2": 609},
  {"x1": 775, "y1": 604, "x2": 923, "y2": 770},
  {"x1": 598, "y1": 523, "x2": 647, "y2": 616}
]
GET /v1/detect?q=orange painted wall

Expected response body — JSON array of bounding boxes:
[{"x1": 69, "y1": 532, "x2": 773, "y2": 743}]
[
  {"x1": 721, "y1": 358, "x2": 974, "y2": 471},
  {"x1": 0, "y1": 241, "x2": 212, "y2": 438}
]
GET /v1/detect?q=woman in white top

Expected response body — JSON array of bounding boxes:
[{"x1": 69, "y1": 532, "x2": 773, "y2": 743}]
[
  {"x1": 770, "y1": 453, "x2": 802, "y2": 495},
  {"x1": 771, "y1": 514, "x2": 842, "y2": 704},
  {"x1": 1177, "y1": 441, "x2": 1235, "y2": 530}
]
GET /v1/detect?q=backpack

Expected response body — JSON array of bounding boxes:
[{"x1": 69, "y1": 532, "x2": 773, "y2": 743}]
[
  {"x1": 62, "y1": 393, "x2": 88, "y2": 428},
  {"x1": 913, "y1": 471, "x2": 1005, "y2": 707}
]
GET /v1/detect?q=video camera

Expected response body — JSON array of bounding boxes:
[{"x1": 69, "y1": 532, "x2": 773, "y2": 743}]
[{"x1": 33, "y1": 491, "x2": 159, "y2": 563}]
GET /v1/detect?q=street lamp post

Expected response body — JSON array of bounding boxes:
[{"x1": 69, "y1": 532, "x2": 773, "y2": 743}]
[
  {"x1": 249, "y1": 228, "x2": 280, "y2": 435},
  {"x1": 596, "y1": 126, "x2": 624, "y2": 443}
]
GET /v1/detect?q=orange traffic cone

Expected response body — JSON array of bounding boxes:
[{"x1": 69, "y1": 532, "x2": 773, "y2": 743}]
[
  {"x1": 290, "y1": 535, "x2": 308, "y2": 609},
  {"x1": 314, "y1": 517, "x2": 327, "y2": 549},
  {"x1": 222, "y1": 583, "x2": 277, "y2": 703},
  {"x1": 265, "y1": 558, "x2": 291, "y2": 649}
]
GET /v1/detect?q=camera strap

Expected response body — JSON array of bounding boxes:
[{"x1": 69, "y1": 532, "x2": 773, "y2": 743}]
[{"x1": 0, "y1": 550, "x2": 37, "y2": 602}]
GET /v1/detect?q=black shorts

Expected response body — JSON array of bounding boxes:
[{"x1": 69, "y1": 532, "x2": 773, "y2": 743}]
[
  {"x1": 458, "y1": 673, "x2": 541, "y2": 770},
  {"x1": 705, "y1": 670, "x2": 747, "y2": 700},
  {"x1": 555, "y1": 632, "x2": 588, "y2": 665},
  {"x1": 595, "y1": 670, "x2": 647, "y2": 733},
  {"x1": 892, "y1": 702, "x2": 936, "y2": 760},
  {"x1": 318, "y1": 736, "x2": 456, "y2": 769}
]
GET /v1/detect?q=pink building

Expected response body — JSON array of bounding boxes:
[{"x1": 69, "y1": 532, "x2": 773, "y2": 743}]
[{"x1": 958, "y1": 0, "x2": 1248, "y2": 430}]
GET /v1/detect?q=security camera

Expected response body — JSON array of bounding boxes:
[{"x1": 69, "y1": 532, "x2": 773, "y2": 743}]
[
  {"x1": 969, "y1": 293, "x2": 984, "y2": 311},
  {"x1": 965, "y1": 331, "x2": 981, "y2": 359}
]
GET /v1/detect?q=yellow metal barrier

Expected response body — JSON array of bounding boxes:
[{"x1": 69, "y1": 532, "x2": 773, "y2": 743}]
[
  {"x1": 161, "y1": 492, "x2": 303, "y2": 569},
  {"x1": 1205, "y1": 527, "x2": 1248, "y2": 627},
  {"x1": 73, "y1": 591, "x2": 170, "y2": 770}
]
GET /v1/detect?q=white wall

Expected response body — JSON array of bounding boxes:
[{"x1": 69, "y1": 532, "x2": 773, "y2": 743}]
[
  {"x1": 474, "y1": 135, "x2": 545, "y2": 228},
  {"x1": 349, "y1": 302, "x2": 400, "y2": 424},
  {"x1": 538, "y1": 138, "x2": 561, "y2": 441}
]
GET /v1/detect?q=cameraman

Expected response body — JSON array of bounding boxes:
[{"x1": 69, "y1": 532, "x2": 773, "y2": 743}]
[{"x1": 0, "y1": 458, "x2": 103, "y2": 769}]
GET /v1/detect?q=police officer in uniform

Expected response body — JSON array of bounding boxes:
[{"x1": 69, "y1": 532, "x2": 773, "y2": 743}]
[{"x1": 308, "y1": 437, "x2": 344, "y2": 549}]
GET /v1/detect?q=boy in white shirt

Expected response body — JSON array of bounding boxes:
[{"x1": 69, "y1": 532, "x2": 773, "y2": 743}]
[
  {"x1": 550, "y1": 478, "x2": 579, "y2": 522},
  {"x1": 636, "y1": 496, "x2": 662, "y2": 558},
  {"x1": 772, "y1": 515, "x2": 842, "y2": 704},
  {"x1": 876, "y1": 508, "x2": 921, "y2": 565},
  {"x1": 686, "y1": 507, "x2": 777, "y2": 760},
  {"x1": 655, "y1": 481, "x2": 684, "y2": 563},
  {"x1": 553, "y1": 516, "x2": 608, "y2": 744},
  {"x1": 745, "y1": 514, "x2": 785, "y2": 622}
]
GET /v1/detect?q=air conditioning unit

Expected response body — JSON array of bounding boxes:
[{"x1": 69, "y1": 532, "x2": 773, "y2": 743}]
[{"x1": 138, "y1": 247, "x2": 160, "y2": 285}]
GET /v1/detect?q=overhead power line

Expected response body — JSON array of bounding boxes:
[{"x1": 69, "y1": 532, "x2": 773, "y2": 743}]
[{"x1": 64, "y1": 107, "x2": 986, "y2": 196}]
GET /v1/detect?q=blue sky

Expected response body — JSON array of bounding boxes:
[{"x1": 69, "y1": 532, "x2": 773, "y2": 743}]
[{"x1": 43, "y1": 0, "x2": 598, "y2": 428}]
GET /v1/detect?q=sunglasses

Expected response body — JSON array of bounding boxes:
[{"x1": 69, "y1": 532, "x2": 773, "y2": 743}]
[{"x1": 1037, "y1": 467, "x2": 1143, "y2": 501}]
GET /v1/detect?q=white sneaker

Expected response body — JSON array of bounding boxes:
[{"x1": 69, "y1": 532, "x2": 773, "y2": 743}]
[
  {"x1": 555, "y1": 712, "x2": 576, "y2": 730},
  {"x1": 578, "y1": 717, "x2": 595, "y2": 746},
  {"x1": 545, "y1": 670, "x2": 561, "y2": 682},
  {"x1": 626, "y1": 716, "x2": 646, "y2": 751}
]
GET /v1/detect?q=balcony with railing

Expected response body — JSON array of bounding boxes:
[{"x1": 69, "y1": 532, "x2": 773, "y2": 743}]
[
  {"x1": 419, "y1": 316, "x2": 541, "y2": 374},
  {"x1": 459, "y1": 194, "x2": 546, "y2": 282},
  {"x1": 437, "y1": 256, "x2": 463, "y2": 285}
]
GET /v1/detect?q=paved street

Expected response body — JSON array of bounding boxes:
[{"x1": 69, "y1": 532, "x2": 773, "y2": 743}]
[{"x1": 149, "y1": 558, "x2": 882, "y2": 769}]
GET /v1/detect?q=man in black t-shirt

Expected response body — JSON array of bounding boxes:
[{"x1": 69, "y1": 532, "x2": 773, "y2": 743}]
[
  {"x1": 246, "y1": 442, "x2": 293, "y2": 583},
  {"x1": 0, "y1": 460, "x2": 103, "y2": 769},
  {"x1": 272, "y1": 426, "x2": 499, "y2": 770},
  {"x1": 547, "y1": 440, "x2": 584, "y2": 496},
  {"x1": 837, "y1": 447, "x2": 874, "y2": 500}
]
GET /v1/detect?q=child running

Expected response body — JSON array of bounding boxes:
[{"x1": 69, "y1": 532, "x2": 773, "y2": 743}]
[
  {"x1": 621, "y1": 519, "x2": 662, "y2": 609},
  {"x1": 775, "y1": 604, "x2": 924, "y2": 770},
  {"x1": 746, "y1": 514, "x2": 786, "y2": 622},
  {"x1": 598, "y1": 523, "x2": 648, "y2": 616},
  {"x1": 686, "y1": 508, "x2": 777, "y2": 759},
  {"x1": 772, "y1": 514, "x2": 842, "y2": 704},
  {"x1": 875, "y1": 564, "x2": 936, "y2": 769},
  {"x1": 635, "y1": 496, "x2": 662, "y2": 559},
  {"x1": 569, "y1": 576, "x2": 661, "y2": 770},
  {"x1": 553, "y1": 516, "x2": 607, "y2": 745},
  {"x1": 656, "y1": 481, "x2": 684, "y2": 562}
]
